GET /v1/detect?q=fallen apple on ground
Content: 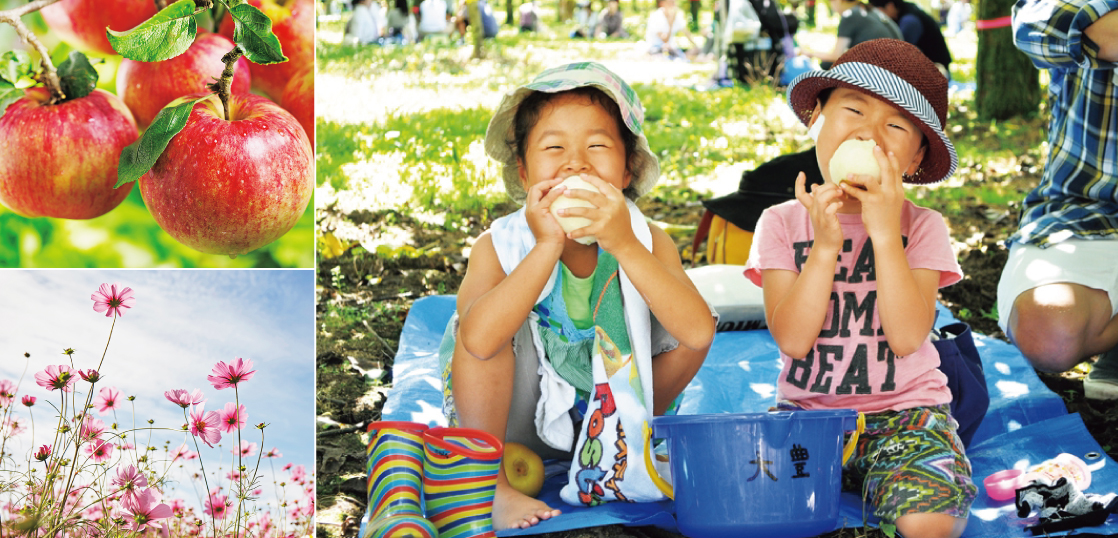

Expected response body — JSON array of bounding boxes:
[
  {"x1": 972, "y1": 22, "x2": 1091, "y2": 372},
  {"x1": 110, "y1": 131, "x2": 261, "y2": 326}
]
[
  {"x1": 0, "y1": 87, "x2": 138, "y2": 219},
  {"x1": 137, "y1": 93, "x2": 313, "y2": 257},
  {"x1": 503, "y1": 441, "x2": 545, "y2": 498}
]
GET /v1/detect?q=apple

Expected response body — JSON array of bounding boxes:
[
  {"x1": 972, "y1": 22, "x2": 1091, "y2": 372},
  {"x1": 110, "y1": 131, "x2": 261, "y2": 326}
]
[
  {"x1": 549, "y1": 175, "x2": 600, "y2": 245},
  {"x1": 279, "y1": 66, "x2": 314, "y2": 146},
  {"x1": 116, "y1": 32, "x2": 252, "y2": 130},
  {"x1": 828, "y1": 139, "x2": 880, "y2": 185},
  {"x1": 502, "y1": 442, "x2": 545, "y2": 497},
  {"x1": 138, "y1": 93, "x2": 312, "y2": 256},
  {"x1": 40, "y1": 0, "x2": 159, "y2": 56},
  {"x1": 0, "y1": 87, "x2": 138, "y2": 219},
  {"x1": 220, "y1": 0, "x2": 314, "y2": 100}
]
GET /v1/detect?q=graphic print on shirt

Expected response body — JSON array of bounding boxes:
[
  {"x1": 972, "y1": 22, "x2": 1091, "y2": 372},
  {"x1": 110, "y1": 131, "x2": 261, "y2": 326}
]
[{"x1": 785, "y1": 235, "x2": 909, "y2": 396}]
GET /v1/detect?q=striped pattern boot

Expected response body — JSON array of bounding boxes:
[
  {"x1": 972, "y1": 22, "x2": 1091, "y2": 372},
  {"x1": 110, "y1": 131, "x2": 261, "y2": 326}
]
[
  {"x1": 360, "y1": 421, "x2": 438, "y2": 538},
  {"x1": 422, "y1": 427, "x2": 503, "y2": 538}
]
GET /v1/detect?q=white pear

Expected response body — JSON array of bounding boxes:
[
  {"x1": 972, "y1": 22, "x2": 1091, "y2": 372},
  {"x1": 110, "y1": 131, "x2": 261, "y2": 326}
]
[
  {"x1": 549, "y1": 175, "x2": 600, "y2": 245},
  {"x1": 828, "y1": 139, "x2": 881, "y2": 185}
]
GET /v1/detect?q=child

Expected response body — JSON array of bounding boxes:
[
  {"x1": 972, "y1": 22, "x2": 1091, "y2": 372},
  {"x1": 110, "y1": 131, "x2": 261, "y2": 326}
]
[
  {"x1": 744, "y1": 39, "x2": 976, "y2": 538},
  {"x1": 440, "y1": 62, "x2": 715, "y2": 530}
]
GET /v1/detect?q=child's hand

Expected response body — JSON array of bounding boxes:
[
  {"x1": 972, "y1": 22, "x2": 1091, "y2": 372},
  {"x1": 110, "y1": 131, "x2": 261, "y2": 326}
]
[
  {"x1": 795, "y1": 172, "x2": 844, "y2": 254},
  {"x1": 838, "y1": 145, "x2": 904, "y2": 241},
  {"x1": 524, "y1": 177, "x2": 569, "y2": 247},
  {"x1": 553, "y1": 173, "x2": 637, "y2": 253}
]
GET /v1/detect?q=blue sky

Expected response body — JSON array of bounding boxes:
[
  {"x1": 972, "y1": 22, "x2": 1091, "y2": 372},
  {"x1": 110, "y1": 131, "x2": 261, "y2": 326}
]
[{"x1": 0, "y1": 270, "x2": 314, "y2": 519}]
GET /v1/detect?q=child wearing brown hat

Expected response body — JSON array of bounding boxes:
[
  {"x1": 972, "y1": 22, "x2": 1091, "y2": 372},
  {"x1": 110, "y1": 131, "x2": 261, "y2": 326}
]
[{"x1": 745, "y1": 39, "x2": 975, "y2": 538}]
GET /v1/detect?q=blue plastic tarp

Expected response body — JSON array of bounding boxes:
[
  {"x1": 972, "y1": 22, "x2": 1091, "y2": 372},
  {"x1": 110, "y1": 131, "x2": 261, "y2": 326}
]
[{"x1": 382, "y1": 295, "x2": 1118, "y2": 537}]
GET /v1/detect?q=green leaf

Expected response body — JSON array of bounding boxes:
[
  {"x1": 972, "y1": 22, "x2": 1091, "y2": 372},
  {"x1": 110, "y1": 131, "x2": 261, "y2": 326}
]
[
  {"x1": 881, "y1": 521, "x2": 897, "y2": 538},
  {"x1": 229, "y1": 3, "x2": 288, "y2": 65},
  {"x1": 1, "y1": 50, "x2": 33, "y2": 84},
  {"x1": 57, "y1": 51, "x2": 99, "y2": 101},
  {"x1": 116, "y1": 96, "x2": 205, "y2": 188},
  {"x1": 0, "y1": 82, "x2": 24, "y2": 117},
  {"x1": 106, "y1": 0, "x2": 198, "y2": 62}
]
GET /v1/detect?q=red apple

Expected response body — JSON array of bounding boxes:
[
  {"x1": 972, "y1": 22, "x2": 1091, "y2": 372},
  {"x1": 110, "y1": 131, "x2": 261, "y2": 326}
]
[
  {"x1": 220, "y1": 0, "x2": 314, "y2": 100},
  {"x1": 116, "y1": 32, "x2": 252, "y2": 129},
  {"x1": 280, "y1": 66, "x2": 314, "y2": 146},
  {"x1": 40, "y1": 0, "x2": 160, "y2": 56},
  {"x1": 0, "y1": 87, "x2": 138, "y2": 219},
  {"x1": 138, "y1": 93, "x2": 313, "y2": 256}
]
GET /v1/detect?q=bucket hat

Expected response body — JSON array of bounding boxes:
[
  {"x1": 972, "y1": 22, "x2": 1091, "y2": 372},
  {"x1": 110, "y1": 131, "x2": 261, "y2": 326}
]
[
  {"x1": 786, "y1": 38, "x2": 957, "y2": 185},
  {"x1": 484, "y1": 61, "x2": 660, "y2": 203}
]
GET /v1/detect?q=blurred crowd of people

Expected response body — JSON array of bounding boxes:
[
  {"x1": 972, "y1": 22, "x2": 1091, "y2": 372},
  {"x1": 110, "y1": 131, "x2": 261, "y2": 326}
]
[{"x1": 329, "y1": 0, "x2": 973, "y2": 92}]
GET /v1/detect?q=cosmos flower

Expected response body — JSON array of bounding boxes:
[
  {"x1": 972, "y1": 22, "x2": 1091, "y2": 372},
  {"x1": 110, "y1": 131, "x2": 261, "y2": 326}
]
[
  {"x1": 91, "y1": 283, "x2": 135, "y2": 318},
  {"x1": 207, "y1": 357, "x2": 256, "y2": 390}
]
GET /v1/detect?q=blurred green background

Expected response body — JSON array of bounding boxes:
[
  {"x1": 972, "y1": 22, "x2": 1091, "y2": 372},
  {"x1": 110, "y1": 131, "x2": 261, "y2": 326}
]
[{"x1": 0, "y1": 1, "x2": 314, "y2": 268}]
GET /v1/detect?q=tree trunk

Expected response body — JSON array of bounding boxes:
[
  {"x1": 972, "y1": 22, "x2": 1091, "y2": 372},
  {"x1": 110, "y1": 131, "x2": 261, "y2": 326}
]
[
  {"x1": 468, "y1": 0, "x2": 485, "y2": 58},
  {"x1": 975, "y1": 0, "x2": 1041, "y2": 120},
  {"x1": 506, "y1": 0, "x2": 514, "y2": 25}
]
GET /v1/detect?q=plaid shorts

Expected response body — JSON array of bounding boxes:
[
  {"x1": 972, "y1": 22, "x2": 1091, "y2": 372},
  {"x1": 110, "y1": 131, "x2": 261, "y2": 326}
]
[{"x1": 843, "y1": 405, "x2": 977, "y2": 523}]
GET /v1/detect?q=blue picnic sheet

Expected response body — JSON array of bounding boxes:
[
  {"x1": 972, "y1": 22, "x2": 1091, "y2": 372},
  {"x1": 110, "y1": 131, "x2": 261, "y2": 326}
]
[{"x1": 383, "y1": 295, "x2": 1118, "y2": 537}]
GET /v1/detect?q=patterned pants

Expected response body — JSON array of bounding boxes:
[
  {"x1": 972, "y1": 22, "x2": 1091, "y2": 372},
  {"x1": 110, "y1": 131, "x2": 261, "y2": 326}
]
[{"x1": 843, "y1": 405, "x2": 977, "y2": 523}]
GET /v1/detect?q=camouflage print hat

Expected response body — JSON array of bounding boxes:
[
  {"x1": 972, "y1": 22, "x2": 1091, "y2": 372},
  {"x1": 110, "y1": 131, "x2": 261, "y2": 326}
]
[{"x1": 484, "y1": 61, "x2": 660, "y2": 204}]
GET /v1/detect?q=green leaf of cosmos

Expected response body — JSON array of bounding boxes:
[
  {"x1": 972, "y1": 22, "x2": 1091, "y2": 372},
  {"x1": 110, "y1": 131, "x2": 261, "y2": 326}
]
[
  {"x1": 229, "y1": 3, "x2": 288, "y2": 65},
  {"x1": 57, "y1": 51, "x2": 99, "y2": 101},
  {"x1": 1, "y1": 50, "x2": 33, "y2": 85},
  {"x1": 116, "y1": 96, "x2": 205, "y2": 188},
  {"x1": 107, "y1": 0, "x2": 198, "y2": 62}
]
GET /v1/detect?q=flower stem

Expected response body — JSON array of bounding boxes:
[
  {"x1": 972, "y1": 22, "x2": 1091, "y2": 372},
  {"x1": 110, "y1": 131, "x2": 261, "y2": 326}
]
[
  {"x1": 207, "y1": 47, "x2": 243, "y2": 122},
  {"x1": 0, "y1": 0, "x2": 67, "y2": 103},
  {"x1": 233, "y1": 386, "x2": 243, "y2": 538},
  {"x1": 185, "y1": 407, "x2": 218, "y2": 538}
]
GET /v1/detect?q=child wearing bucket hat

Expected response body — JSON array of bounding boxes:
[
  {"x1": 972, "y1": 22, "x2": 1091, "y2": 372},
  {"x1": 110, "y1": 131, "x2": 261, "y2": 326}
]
[
  {"x1": 744, "y1": 39, "x2": 976, "y2": 538},
  {"x1": 437, "y1": 61, "x2": 715, "y2": 530}
]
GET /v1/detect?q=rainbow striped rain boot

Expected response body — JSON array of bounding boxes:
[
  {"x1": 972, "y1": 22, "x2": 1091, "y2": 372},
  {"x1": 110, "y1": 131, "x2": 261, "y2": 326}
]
[
  {"x1": 422, "y1": 427, "x2": 504, "y2": 538},
  {"x1": 359, "y1": 421, "x2": 438, "y2": 538}
]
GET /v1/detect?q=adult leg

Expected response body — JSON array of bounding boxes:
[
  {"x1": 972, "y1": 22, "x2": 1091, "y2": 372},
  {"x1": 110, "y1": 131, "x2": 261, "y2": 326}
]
[
  {"x1": 449, "y1": 322, "x2": 563, "y2": 530},
  {"x1": 997, "y1": 240, "x2": 1118, "y2": 376}
]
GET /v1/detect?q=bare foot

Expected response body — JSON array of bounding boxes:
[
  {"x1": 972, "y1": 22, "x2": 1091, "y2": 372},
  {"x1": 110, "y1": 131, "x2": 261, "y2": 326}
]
[{"x1": 491, "y1": 477, "x2": 562, "y2": 530}]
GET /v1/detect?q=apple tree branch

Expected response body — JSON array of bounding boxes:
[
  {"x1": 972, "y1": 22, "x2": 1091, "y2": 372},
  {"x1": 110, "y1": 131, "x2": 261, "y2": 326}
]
[{"x1": 0, "y1": 0, "x2": 66, "y2": 102}]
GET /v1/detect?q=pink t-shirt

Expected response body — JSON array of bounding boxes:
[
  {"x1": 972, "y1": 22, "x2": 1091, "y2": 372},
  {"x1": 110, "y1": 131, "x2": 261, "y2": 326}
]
[{"x1": 744, "y1": 199, "x2": 963, "y2": 413}]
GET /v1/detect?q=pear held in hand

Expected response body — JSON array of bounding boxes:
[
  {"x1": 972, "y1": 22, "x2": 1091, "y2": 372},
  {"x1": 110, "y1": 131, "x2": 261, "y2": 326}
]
[
  {"x1": 548, "y1": 175, "x2": 601, "y2": 245},
  {"x1": 502, "y1": 442, "x2": 546, "y2": 497},
  {"x1": 828, "y1": 139, "x2": 881, "y2": 185}
]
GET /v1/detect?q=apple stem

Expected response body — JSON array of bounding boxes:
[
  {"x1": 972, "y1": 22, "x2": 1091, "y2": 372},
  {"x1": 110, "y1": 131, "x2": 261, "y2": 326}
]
[
  {"x1": 0, "y1": 0, "x2": 67, "y2": 103},
  {"x1": 209, "y1": 47, "x2": 243, "y2": 122}
]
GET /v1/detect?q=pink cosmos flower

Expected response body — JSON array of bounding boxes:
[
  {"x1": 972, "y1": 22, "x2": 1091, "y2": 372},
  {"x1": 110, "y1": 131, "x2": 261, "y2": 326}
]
[
  {"x1": 170, "y1": 444, "x2": 198, "y2": 462},
  {"x1": 91, "y1": 283, "x2": 134, "y2": 318},
  {"x1": 113, "y1": 464, "x2": 148, "y2": 505},
  {"x1": 204, "y1": 489, "x2": 229, "y2": 519},
  {"x1": 264, "y1": 447, "x2": 282, "y2": 458},
  {"x1": 0, "y1": 380, "x2": 15, "y2": 406},
  {"x1": 120, "y1": 488, "x2": 172, "y2": 532},
  {"x1": 78, "y1": 369, "x2": 101, "y2": 383},
  {"x1": 283, "y1": 463, "x2": 293, "y2": 471},
  {"x1": 34, "y1": 364, "x2": 75, "y2": 392},
  {"x1": 233, "y1": 440, "x2": 257, "y2": 458},
  {"x1": 84, "y1": 439, "x2": 114, "y2": 463},
  {"x1": 218, "y1": 402, "x2": 246, "y2": 433},
  {"x1": 80, "y1": 416, "x2": 106, "y2": 443},
  {"x1": 189, "y1": 405, "x2": 222, "y2": 448},
  {"x1": 21, "y1": 395, "x2": 35, "y2": 407},
  {"x1": 207, "y1": 357, "x2": 256, "y2": 390},
  {"x1": 34, "y1": 445, "x2": 51, "y2": 461},
  {"x1": 289, "y1": 464, "x2": 306, "y2": 484},
  {"x1": 4, "y1": 418, "x2": 24, "y2": 436},
  {"x1": 94, "y1": 386, "x2": 121, "y2": 415},
  {"x1": 226, "y1": 470, "x2": 243, "y2": 481},
  {"x1": 164, "y1": 389, "x2": 205, "y2": 408}
]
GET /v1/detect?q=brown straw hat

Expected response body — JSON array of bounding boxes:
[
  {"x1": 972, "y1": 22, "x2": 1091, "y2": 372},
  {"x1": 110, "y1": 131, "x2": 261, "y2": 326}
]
[{"x1": 786, "y1": 38, "x2": 957, "y2": 185}]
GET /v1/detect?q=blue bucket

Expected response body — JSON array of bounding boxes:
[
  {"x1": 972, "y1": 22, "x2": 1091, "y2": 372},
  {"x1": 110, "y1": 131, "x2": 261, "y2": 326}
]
[{"x1": 645, "y1": 410, "x2": 863, "y2": 538}]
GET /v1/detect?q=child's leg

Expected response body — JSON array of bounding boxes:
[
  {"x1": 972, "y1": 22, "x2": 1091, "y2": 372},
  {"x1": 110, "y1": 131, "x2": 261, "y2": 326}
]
[
  {"x1": 894, "y1": 512, "x2": 967, "y2": 538},
  {"x1": 844, "y1": 407, "x2": 976, "y2": 538},
  {"x1": 449, "y1": 322, "x2": 563, "y2": 531},
  {"x1": 649, "y1": 314, "x2": 711, "y2": 415}
]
